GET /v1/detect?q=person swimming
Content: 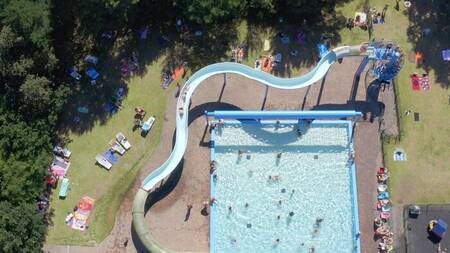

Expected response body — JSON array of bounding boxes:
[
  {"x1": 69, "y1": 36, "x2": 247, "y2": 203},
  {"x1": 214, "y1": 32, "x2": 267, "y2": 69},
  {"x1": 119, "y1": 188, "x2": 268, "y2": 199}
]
[{"x1": 269, "y1": 175, "x2": 281, "y2": 181}]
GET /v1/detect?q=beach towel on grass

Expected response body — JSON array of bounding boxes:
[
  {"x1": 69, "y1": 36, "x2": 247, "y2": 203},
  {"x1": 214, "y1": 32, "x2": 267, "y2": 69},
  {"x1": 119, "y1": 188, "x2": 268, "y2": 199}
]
[
  {"x1": 411, "y1": 74, "x2": 420, "y2": 91},
  {"x1": 171, "y1": 67, "x2": 185, "y2": 81},
  {"x1": 103, "y1": 150, "x2": 119, "y2": 164},
  {"x1": 420, "y1": 75, "x2": 430, "y2": 90}
]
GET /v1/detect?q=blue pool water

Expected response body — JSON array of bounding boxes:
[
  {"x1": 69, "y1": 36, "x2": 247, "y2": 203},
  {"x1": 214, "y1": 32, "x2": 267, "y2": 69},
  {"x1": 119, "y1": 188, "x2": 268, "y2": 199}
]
[{"x1": 210, "y1": 120, "x2": 359, "y2": 253}]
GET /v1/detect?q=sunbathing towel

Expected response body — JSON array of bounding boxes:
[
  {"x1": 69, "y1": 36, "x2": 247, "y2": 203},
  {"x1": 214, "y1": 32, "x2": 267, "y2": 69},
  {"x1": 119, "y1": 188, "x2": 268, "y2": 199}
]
[
  {"x1": 411, "y1": 74, "x2": 420, "y2": 91},
  {"x1": 161, "y1": 75, "x2": 174, "y2": 89},
  {"x1": 442, "y1": 49, "x2": 450, "y2": 61},
  {"x1": 103, "y1": 150, "x2": 119, "y2": 164},
  {"x1": 274, "y1": 53, "x2": 282, "y2": 63},
  {"x1": 420, "y1": 75, "x2": 430, "y2": 90},
  {"x1": 74, "y1": 212, "x2": 88, "y2": 221},
  {"x1": 393, "y1": 148, "x2": 407, "y2": 161},
  {"x1": 280, "y1": 36, "x2": 290, "y2": 44},
  {"x1": 171, "y1": 67, "x2": 185, "y2": 81},
  {"x1": 263, "y1": 40, "x2": 270, "y2": 51}
]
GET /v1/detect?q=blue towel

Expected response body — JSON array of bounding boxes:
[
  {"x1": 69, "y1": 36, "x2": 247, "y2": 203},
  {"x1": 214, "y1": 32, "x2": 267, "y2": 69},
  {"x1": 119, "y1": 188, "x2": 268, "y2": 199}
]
[{"x1": 103, "y1": 150, "x2": 119, "y2": 164}]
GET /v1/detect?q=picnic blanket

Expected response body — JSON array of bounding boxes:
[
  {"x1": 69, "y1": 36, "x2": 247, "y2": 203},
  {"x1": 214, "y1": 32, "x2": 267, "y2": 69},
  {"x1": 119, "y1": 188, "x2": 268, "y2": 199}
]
[
  {"x1": 442, "y1": 49, "x2": 450, "y2": 61},
  {"x1": 50, "y1": 157, "x2": 70, "y2": 177},
  {"x1": 411, "y1": 74, "x2": 420, "y2": 91},
  {"x1": 69, "y1": 196, "x2": 95, "y2": 231}
]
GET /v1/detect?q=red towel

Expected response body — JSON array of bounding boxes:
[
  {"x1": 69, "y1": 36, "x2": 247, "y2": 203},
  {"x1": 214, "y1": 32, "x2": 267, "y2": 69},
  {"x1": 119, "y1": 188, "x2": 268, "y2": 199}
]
[
  {"x1": 171, "y1": 67, "x2": 185, "y2": 81},
  {"x1": 411, "y1": 75, "x2": 420, "y2": 91}
]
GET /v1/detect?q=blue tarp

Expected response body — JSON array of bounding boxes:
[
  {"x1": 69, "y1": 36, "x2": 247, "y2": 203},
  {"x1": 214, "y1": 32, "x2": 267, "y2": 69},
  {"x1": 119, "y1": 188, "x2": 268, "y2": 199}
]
[
  {"x1": 432, "y1": 219, "x2": 448, "y2": 238},
  {"x1": 317, "y1": 43, "x2": 328, "y2": 59},
  {"x1": 103, "y1": 150, "x2": 119, "y2": 164},
  {"x1": 86, "y1": 68, "x2": 100, "y2": 80}
]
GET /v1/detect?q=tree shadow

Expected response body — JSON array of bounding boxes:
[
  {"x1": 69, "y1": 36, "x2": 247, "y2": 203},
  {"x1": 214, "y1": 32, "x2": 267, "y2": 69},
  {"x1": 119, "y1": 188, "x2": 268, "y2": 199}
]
[
  {"x1": 312, "y1": 79, "x2": 385, "y2": 122},
  {"x1": 243, "y1": 4, "x2": 350, "y2": 77},
  {"x1": 406, "y1": 0, "x2": 450, "y2": 88}
]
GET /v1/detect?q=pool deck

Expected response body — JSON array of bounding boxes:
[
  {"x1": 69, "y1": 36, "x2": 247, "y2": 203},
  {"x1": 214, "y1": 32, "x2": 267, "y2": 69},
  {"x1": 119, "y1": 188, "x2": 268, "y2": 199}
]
[{"x1": 144, "y1": 57, "x2": 396, "y2": 253}]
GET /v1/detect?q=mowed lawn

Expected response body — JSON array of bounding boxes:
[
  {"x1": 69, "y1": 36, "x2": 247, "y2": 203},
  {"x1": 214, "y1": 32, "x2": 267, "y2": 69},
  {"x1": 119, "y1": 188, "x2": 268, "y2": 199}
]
[
  {"x1": 46, "y1": 56, "x2": 179, "y2": 245},
  {"x1": 339, "y1": 0, "x2": 450, "y2": 205}
]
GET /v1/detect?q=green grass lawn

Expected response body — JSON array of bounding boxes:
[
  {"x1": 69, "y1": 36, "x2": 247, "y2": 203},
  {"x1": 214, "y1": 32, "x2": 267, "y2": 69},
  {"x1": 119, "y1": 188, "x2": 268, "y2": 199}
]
[{"x1": 46, "y1": 55, "x2": 182, "y2": 245}]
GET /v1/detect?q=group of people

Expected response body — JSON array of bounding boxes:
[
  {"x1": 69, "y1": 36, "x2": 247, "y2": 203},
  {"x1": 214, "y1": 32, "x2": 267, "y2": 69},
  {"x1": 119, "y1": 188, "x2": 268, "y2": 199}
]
[
  {"x1": 375, "y1": 167, "x2": 394, "y2": 253},
  {"x1": 231, "y1": 46, "x2": 245, "y2": 63}
]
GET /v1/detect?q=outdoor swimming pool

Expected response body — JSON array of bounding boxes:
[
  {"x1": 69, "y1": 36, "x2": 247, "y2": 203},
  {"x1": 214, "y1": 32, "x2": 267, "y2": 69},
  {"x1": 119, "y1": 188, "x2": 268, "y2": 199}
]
[{"x1": 210, "y1": 120, "x2": 359, "y2": 253}]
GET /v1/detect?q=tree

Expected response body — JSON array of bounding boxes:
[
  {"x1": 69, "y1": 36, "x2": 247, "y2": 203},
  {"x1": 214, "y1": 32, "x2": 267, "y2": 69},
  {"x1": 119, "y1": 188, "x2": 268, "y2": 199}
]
[
  {"x1": 0, "y1": 201, "x2": 45, "y2": 253},
  {"x1": 0, "y1": 26, "x2": 33, "y2": 78},
  {"x1": 183, "y1": 0, "x2": 243, "y2": 25},
  {"x1": 244, "y1": 0, "x2": 275, "y2": 20},
  {"x1": 19, "y1": 75, "x2": 53, "y2": 114},
  {"x1": 0, "y1": 0, "x2": 52, "y2": 49}
]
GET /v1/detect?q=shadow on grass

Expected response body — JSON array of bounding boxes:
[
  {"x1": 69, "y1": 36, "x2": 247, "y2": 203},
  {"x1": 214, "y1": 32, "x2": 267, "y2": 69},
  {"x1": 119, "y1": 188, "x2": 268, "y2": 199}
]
[
  {"x1": 406, "y1": 0, "x2": 450, "y2": 88},
  {"x1": 51, "y1": 0, "x2": 371, "y2": 136}
]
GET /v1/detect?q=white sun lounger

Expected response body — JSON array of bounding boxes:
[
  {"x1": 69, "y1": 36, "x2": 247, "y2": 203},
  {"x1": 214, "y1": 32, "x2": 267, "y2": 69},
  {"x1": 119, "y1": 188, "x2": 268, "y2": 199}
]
[
  {"x1": 142, "y1": 116, "x2": 156, "y2": 133},
  {"x1": 116, "y1": 132, "x2": 131, "y2": 150},
  {"x1": 110, "y1": 140, "x2": 126, "y2": 155},
  {"x1": 95, "y1": 154, "x2": 112, "y2": 170}
]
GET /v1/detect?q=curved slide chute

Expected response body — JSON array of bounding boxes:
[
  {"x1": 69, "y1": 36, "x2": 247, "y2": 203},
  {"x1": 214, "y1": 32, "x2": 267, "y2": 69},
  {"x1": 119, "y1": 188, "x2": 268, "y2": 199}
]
[{"x1": 133, "y1": 45, "x2": 365, "y2": 252}]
